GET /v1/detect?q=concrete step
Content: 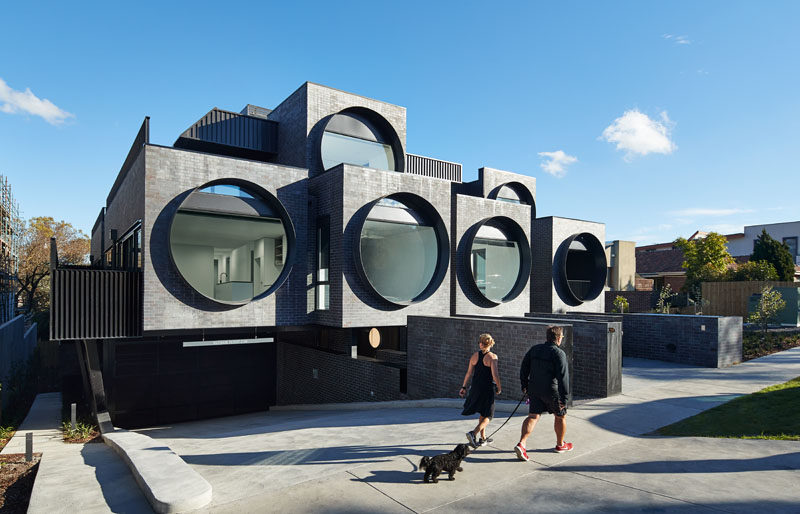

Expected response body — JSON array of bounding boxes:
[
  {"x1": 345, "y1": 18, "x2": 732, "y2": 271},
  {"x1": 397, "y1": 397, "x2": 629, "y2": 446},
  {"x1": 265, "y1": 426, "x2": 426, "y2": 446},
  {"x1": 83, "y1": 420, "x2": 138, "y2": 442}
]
[{"x1": 104, "y1": 429, "x2": 212, "y2": 513}]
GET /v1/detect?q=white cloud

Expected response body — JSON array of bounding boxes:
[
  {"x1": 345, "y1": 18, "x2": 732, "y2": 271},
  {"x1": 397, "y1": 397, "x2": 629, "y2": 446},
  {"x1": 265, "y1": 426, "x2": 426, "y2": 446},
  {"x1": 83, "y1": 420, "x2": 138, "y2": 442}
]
[
  {"x1": 662, "y1": 34, "x2": 691, "y2": 45},
  {"x1": 538, "y1": 150, "x2": 577, "y2": 178},
  {"x1": 699, "y1": 223, "x2": 743, "y2": 235},
  {"x1": 600, "y1": 109, "x2": 676, "y2": 160},
  {"x1": 669, "y1": 208, "x2": 754, "y2": 217},
  {"x1": 0, "y1": 77, "x2": 74, "y2": 125}
]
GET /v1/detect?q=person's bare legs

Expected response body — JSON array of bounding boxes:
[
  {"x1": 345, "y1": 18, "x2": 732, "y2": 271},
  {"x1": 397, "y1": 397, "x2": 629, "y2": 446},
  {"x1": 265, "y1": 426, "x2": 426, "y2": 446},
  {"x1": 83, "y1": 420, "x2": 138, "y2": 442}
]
[
  {"x1": 518, "y1": 414, "x2": 540, "y2": 448},
  {"x1": 554, "y1": 415, "x2": 566, "y2": 446},
  {"x1": 472, "y1": 415, "x2": 491, "y2": 439}
]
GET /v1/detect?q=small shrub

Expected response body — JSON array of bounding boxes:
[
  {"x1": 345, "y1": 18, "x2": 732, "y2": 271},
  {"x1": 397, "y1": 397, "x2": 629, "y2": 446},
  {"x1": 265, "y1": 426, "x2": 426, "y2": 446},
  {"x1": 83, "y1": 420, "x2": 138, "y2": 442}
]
[
  {"x1": 748, "y1": 286, "x2": 787, "y2": 339},
  {"x1": 612, "y1": 295, "x2": 629, "y2": 313},
  {"x1": 61, "y1": 421, "x2": 98, "y2": 442},
  {"x1": 727, "y1": 260, "x2": 778, "y2": 281}
]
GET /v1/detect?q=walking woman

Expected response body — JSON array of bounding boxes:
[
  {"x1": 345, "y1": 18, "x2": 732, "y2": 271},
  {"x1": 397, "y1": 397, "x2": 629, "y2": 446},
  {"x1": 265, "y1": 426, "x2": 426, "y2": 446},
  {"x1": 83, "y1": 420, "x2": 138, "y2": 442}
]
[{"x1": 459, "y1": 333, "x2": 502, "y2": 448}]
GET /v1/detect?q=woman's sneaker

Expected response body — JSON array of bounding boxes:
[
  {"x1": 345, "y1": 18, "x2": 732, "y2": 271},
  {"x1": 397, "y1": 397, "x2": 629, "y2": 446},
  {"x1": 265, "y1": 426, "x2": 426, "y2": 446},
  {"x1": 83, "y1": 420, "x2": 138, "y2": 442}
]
[
  {"x1": 479, "y1": 437, "x2": 493, "y2": 447},
  {"x1": 466, "y1": 431, "x2": 479, "y2": 448},
  {"x1": 554, "y1": 442, "x2": 574, "y2": 453},
  {"x1": 514, "y1": 443, "x2": 529, "y2": 461}
]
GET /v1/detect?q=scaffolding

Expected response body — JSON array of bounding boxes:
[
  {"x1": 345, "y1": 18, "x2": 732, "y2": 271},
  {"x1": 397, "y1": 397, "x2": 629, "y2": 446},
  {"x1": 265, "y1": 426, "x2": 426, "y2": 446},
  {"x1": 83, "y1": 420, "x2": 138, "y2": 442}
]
[{"x1": 0, "y1": 175, "x2": 20, "y2": 324}]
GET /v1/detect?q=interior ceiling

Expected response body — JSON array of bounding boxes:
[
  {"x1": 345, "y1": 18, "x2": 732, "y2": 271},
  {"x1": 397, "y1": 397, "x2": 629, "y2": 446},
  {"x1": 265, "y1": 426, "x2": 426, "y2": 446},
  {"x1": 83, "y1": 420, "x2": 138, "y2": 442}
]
[{"x1": 171, "y1": 212, "x2": 284, "y2": 248}]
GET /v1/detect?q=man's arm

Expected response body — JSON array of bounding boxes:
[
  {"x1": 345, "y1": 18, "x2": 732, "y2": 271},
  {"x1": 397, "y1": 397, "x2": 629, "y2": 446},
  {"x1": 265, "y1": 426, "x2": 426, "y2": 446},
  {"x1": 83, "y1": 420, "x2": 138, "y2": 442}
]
[
  {"x1": 519, "y1": 349, "x2": 531, "y2": 392},
  {"x1": 555, "y1": 350, "x2": 569, "y2": 404}
]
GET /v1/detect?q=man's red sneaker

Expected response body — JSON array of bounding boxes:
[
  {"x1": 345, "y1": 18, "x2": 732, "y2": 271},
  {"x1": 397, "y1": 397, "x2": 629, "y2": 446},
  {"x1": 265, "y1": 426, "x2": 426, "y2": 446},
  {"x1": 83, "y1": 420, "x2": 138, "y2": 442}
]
[
  {"x1": 514, "y1": 443, "x2": 529, "y2": 461},
  {"x1": 554, "y1": 442, "x2": 574, "y2": 453}
]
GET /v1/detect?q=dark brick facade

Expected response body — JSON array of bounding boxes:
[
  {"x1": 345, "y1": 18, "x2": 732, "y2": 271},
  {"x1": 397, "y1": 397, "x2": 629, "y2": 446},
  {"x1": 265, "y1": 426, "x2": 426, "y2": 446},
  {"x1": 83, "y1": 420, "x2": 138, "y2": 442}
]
[
  {"x1": 406, "y1": 316, "x2": 574, "y2": 403},
  {"x1": 528, "y1": 311, "x2": 742, "y2": 368},
  {"x1": 276, "y1": 342, "x2": 401, "y2": 404},
  {"x1": 605, "y1": 290, "x2": 654, "y2": 313}
]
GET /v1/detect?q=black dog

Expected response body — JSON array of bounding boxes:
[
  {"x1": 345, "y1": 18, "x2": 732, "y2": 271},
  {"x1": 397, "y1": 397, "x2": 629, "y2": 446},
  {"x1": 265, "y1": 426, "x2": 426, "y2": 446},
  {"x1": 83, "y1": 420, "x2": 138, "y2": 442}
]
[{"x1": 419, "y1": 443, "x2": 471, "y2": 483}]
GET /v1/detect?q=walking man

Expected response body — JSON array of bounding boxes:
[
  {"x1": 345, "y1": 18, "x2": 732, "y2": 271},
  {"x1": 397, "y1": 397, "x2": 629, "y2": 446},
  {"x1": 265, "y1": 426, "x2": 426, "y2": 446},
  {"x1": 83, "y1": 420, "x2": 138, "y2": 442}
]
[{"x1": 514, "y1": 325, "x2": 572, "y2": 461}]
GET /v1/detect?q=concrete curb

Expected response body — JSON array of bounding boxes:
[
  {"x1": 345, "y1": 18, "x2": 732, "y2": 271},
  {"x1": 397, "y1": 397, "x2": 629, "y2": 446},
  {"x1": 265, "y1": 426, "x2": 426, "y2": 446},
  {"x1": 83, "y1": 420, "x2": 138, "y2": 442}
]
[
  {"x1": 271, "y1": 397, "x2": 527, "y2": 413},
  {"x1": 104, "y1": 429, "x2": 212, "y2": 513}
]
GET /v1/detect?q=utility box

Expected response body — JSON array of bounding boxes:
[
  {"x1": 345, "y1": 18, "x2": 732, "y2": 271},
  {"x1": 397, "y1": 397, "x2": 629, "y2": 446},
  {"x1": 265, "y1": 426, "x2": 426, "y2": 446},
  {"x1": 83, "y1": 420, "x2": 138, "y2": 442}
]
[{"x1": 748, "y1": 286, "x2": 800, "y2": 327}]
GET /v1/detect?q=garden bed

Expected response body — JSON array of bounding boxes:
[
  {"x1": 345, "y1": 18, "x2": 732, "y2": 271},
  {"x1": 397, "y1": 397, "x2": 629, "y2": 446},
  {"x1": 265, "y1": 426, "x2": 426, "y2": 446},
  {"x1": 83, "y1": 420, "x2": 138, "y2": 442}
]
[
  {"x1": 0, "y1": 453, "x2": 41, "y2": 513},
  {"x1": 743, "y1": 329, "x2": 800, "y2": 361}
]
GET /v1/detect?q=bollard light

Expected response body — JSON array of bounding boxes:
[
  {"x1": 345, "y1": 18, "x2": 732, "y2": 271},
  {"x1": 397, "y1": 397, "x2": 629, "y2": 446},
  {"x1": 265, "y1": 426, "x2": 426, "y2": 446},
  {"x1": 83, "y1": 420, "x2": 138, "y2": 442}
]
[
  {"x1": 25, "y1": 432, "x2": 32, "y2": 462},
  {"x1": 71, "y1": 403, "x2": 77, "y2": 431}
]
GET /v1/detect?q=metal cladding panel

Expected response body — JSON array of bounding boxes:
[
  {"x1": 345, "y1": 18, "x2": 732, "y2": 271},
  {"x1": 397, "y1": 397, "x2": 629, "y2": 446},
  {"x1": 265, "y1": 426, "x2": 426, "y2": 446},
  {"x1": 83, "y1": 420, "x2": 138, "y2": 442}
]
[
  {"x1": 50, "y1": 268, "x2": 142, "y2": 340},
  {"x1": 405, "y1": 154, "x2": 462, "y2": 182},
  {"x1": 180, "y1": 108, "x2": 278, "y2": 154}
]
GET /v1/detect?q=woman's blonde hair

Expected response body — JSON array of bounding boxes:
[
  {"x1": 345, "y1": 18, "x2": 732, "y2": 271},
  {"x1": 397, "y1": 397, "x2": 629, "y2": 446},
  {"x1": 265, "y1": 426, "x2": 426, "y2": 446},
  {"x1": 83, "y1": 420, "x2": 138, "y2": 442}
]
[{"x1": 478, "y1": 333, "x2": 495, "y2": 349}]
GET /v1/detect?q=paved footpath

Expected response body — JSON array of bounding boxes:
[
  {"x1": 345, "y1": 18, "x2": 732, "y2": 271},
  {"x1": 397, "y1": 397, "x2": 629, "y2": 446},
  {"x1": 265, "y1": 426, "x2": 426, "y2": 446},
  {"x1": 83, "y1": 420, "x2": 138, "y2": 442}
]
[{"x1": 10, "y1": 346, "x2": 800, "y2": 513}]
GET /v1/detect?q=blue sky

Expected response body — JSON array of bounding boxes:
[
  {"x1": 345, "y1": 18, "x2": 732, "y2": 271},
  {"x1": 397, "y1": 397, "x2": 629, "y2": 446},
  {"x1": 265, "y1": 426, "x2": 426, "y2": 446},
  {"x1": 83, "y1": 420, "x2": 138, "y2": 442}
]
[{"x1": 1, "y1": 1, "x2": 798, "y2": 244}]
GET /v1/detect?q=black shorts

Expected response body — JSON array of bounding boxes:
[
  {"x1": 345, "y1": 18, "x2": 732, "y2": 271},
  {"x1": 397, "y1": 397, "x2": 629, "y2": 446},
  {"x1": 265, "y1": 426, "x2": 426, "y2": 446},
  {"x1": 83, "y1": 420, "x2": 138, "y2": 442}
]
[{"x1": 528, "y1": 393, "x2": 567, "y2": 416}]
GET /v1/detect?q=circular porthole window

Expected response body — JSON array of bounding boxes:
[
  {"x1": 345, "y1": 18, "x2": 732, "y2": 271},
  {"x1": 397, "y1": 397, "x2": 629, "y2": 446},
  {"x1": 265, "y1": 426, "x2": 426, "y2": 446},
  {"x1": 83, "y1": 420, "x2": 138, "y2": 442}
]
[
  {"x1": 355, "y1": 193, "x2": 448, "y2": 305},
  {"x1": 462, "y1": 217, "x2": 531, "y2": 304},
  {"x1": 553, "y1": 232, "x2": 607, "y2": 306},
  {"x1": 169, "y1": 181, "x2": 295, "y2": 305},
  {"x1": 318, "y1": 108, "x2": 404, "y2": 172}
]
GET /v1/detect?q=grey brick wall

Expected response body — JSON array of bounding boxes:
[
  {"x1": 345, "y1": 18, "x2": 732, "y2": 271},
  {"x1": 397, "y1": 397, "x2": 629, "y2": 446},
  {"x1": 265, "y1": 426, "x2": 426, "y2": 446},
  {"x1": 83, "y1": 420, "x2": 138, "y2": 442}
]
[
  {"x1": 524, "y1": 316, "x2": 621, "y2": 398},
  {"x1": 269, "y1": 82, "x2": 407, "y2": 177},
  {"x1": 531, "y1": 216, "x2": 606, "y2": 314},
  {"x1": 90, "y1": 209, "x2": 104, "y2": 262},
  {"x1": 527, "y1": 311, "x2": 743, "y2": 368},
  {"x1": 604, "y1": 290, "x2": 654, "y2": 313},
  {"x1": 407, "y1": 316, "x2": 573, "y2": 403},
  {"x1": 479, "y1": 167, "x2": 537, "y2": 211},
  {"x1": 276, "y1": 342, "x2": 401, "y2": 404},
  {"x1": 453, "y1": 194, "x2": 532, "y2": 317},
  {"x1": 142, "y1": 145, "x2": 309, "y2": 332},
  {"x1": 104, "y1": 150, "x2": 145, "y2": 249}
]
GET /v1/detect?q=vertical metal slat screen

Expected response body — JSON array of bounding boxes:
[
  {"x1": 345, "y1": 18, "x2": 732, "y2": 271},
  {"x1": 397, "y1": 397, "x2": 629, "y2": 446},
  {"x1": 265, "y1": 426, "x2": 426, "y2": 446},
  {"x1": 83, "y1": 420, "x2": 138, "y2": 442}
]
[
  {"x1": 405, "y1": 154, "x2": 462, "y2": 182},
  {"x1": 50, "y1": 269, "x2": 142, "y2": 340}
]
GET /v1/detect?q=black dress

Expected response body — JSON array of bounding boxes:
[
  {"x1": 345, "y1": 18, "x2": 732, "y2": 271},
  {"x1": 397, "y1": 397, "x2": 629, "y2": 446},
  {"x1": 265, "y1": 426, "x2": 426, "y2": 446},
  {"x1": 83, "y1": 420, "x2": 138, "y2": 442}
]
[{"x1": 461, "y1": 351, "x2": 496, "y2": 419}]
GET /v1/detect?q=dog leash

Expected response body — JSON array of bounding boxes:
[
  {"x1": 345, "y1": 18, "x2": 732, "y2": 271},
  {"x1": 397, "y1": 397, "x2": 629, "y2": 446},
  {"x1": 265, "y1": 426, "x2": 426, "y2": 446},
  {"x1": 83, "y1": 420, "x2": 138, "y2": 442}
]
[{"x1": 481, "y1": 393, "x2": 527, "y2": 444}]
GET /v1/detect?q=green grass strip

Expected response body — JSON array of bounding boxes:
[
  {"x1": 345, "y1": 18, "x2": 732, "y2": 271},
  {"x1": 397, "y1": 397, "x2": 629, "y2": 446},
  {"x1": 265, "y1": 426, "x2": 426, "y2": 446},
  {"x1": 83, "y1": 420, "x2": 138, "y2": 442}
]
[{"x1": 655, "y1": 376, "x2": 800, "y2": 441}]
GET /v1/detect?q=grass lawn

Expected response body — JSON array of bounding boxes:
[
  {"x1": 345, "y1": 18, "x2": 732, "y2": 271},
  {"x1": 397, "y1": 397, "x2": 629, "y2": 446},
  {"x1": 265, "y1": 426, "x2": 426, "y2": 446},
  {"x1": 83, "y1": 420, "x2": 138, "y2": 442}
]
[{"x1": 655, "y1": 376, "x2": 800, "y2": 440}]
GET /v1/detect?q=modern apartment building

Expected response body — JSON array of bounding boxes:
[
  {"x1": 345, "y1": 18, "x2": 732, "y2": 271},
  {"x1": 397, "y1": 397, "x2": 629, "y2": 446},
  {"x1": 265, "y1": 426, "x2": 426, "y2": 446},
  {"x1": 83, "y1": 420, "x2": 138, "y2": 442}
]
[{"x1": 50, "y1": 83, "x2": 608, "y2": 427}]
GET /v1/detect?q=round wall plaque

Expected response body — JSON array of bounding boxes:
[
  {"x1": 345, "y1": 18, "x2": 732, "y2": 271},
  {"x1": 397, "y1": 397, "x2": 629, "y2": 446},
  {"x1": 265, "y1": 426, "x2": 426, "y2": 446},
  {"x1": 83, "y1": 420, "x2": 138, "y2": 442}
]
[{"x1": 368, "y1": 328, "x2": 381, "y2": 348}]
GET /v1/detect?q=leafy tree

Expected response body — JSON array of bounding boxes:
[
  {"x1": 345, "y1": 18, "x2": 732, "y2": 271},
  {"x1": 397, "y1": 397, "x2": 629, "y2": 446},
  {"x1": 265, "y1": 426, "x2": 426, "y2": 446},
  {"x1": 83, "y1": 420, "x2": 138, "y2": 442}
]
[
  {"x1": 748, "y1": 286, "x2": 786, "y2": 339},
  {"x1": 727, "y1": 260, "x2": 778, "y2": 282},
  {"x1": 751, "y1": 229, "x2": 795, "y2": 282},
  {"x1": 612, "y1": 295, "x2": 629, "y2": 313},
  {"x1": 674, "y1": 232, "x2": 734, "y2": 302},
  {"x1": 15, "y1": 217, "x2": 89, "y2": 315}
]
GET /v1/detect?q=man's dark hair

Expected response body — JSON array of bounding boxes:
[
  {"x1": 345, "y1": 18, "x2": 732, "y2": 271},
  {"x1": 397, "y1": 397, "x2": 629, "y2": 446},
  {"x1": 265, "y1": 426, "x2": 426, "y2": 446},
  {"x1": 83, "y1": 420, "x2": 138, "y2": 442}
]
[{"x1": 546, "y1": 326, "x2": 563, "y2": 343}]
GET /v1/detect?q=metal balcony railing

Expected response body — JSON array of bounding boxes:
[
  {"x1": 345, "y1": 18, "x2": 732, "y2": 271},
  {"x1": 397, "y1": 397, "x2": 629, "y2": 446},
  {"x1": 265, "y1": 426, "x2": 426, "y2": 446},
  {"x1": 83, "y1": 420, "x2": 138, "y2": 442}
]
[{"x1": 405, "y1": 154, "x2": 462, "y2": 182}]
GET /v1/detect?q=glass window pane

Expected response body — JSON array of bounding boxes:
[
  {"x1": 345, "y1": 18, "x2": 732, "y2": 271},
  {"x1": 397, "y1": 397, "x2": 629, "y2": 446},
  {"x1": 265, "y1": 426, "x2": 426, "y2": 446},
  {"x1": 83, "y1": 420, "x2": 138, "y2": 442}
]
[
  {"x1": 170, "y1": 187, "x2": 287, "y2": 303},
  {"x1": 360, "y1": 220, "x2": 437, "y2": 302},
  {"x1": 322, "y1": 132, "x2": 394, "y2": 171},
  {"x1": 471, "y1": 237, "x2": 520, "y2": 302}
]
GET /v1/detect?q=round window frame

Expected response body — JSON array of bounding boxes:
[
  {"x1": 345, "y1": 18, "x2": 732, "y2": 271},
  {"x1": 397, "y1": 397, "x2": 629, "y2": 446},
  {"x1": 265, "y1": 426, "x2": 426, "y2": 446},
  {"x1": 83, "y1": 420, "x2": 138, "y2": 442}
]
[
  {"x1": 553, "y1": 232, "x2": 607, "y2": 307},
  {"x1": 316, "y1": 107, "x2": 405, "y2": 173},
  {"x1": 488, "y1": 181, "x2": 536, "y2": 217},
  {"x1": 167, "y1": 178, "x2": 296, "y2": 306},
  {"x1": 353, "y1": 192, "x2": 449, "y2": 307},
  {"x1": 460, "y1": 216, "x2": 532, "y2": 305}
]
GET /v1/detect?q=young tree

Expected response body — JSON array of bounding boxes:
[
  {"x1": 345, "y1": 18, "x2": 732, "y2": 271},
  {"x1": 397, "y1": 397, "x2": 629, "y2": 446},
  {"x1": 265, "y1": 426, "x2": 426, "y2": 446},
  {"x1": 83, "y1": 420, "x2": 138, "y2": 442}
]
[
  {"x1": 612, "y1": 295, "x2": 629, "y2": 313},
  {"x1": 728, "y1": 260, "x2": 778, "y2": 281},
  {"x1": 748, "y1": 286, "x2": 786, "y2": 340},
  {"x1": 751, "y1": 229, "x2": 795, "y2": 282},
  {"x1": 15, "y1": 217, "x2": 90, "y2": 315},
  {"x1": 674, "y1": 232, "x2": 734, "y2": 302},
  {"x1": 655, "y1": 284, "x2": 676, "y2": 314}
]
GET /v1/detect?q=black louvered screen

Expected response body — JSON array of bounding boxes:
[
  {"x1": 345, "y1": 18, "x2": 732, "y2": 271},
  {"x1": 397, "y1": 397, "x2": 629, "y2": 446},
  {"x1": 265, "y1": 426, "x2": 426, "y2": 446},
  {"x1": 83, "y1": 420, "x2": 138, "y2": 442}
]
[{"x1": 50, "y1": 269, "x2": 142, "y2": 340}]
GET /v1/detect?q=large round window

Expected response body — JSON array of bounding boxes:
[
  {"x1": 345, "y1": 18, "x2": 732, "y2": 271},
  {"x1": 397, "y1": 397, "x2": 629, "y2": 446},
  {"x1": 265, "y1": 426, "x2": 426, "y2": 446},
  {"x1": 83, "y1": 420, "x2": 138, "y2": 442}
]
[
  {"x1": 169, "y1": 182, "x2": 294, "y2": 304},
  {"x1": 356, "y1": 194, "x2": 448, "y2": 305},
  {"x1": 553, "y1": 233, "x2": 607, "y2": 306},
  {"x1": 463, "y1": 217, "x2": 531, "y2": 304},
  {"x1": 318, "y1": 108, "x2": 404, "y2": 172}
]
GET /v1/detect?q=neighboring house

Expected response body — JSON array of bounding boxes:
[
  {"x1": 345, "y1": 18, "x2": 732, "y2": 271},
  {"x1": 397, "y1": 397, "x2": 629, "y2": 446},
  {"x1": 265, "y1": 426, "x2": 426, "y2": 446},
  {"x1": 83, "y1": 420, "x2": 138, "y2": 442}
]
[
  {"x1": 49, "y1": 82, "x2": 609, "y2": 428},
  {"x1": 635, "y1": 222, "x2": 800, "y2": 293},
  {"x1": 726, "y1": 221, "x2": 800, "y2": 266}
]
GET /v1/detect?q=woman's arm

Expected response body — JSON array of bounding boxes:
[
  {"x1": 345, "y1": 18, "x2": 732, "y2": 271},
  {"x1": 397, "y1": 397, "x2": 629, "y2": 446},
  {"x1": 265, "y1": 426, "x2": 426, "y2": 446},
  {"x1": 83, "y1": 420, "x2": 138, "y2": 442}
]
[
  {"x1": 489, "y1": 354, "x2": 502, "y2": 395},
  {"x1": 459, "y1": 353, "x2": 477, "y2": 397}
]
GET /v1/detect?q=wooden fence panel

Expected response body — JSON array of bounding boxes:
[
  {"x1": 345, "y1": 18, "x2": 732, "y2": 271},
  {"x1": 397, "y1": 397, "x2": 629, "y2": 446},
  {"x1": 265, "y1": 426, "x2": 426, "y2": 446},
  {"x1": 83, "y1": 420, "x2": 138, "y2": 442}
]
[{"x1": 702, "y1": 281, "x2": 799, "y2": 317}]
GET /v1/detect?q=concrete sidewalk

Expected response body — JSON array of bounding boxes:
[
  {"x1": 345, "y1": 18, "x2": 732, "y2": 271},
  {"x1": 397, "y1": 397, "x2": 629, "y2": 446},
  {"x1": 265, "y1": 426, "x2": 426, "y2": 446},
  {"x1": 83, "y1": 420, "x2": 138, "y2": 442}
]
[{"x1": 13, "y1": 346, "x2": 800, "y2": 513}]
